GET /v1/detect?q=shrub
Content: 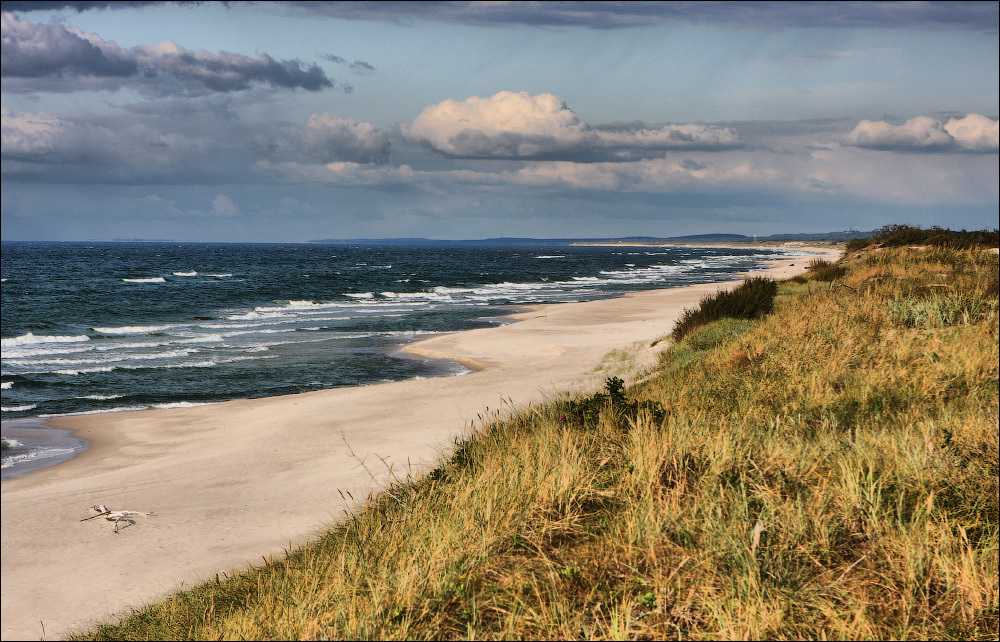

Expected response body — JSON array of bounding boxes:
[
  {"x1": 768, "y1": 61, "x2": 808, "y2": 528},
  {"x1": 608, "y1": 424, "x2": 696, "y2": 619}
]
[
  {"x1": 872, "y1": 224, "x2": 999, "y2": 249},
  {"x1": 808, "y1": 258, "x2": 848, "y2": 281},
  {"x1": 671, "y1": 277, "x2": 777, "y2": 341},
  {"x1": 845, "y1": 237, "x2": 876, "y2": 253},
  {"x1": 558, "y1": 376, "x2": 666, "y2": 428}
]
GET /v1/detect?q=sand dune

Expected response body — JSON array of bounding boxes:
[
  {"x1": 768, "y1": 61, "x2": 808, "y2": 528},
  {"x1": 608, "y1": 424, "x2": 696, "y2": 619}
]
[{"x1": 0, "y1": 247, "x2": 840, "y2": 640}]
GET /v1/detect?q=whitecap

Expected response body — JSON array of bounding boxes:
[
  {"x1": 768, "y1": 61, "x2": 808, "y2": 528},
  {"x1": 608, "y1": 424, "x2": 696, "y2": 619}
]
[
  {"x1": 1, "y1": 333, "x2": 90, "y2": 348},
  {"x1": 2, "y1": 404, "x2": 37, "y2": 412},
  {"x1": 205, "y1": 273, "x2": 232, "y2": 278},
  {"x1": 52, "y1": 366, "x2": 117, "y2": 375},
  {"x1": 345, "y1": 292, "x2": 375, "y2": 299},
  {"x1": 534, "y1": 255, "x2": 565, "y2": 259},
  {"x1": 80, "y1": 394, "x2": 125, "y2": 400},
  {"x1": 1, "y1": 381, "x2": 12, "y2": 390},
  {"x1": 172, "y1": 271, "x2": 197, "y2": 277},
  {"x1": 93, "y1": 324, "x2": 173, "y2": 335},
  {"x1": 123, "y1": 277, "x2": 166, "y2": 283}
]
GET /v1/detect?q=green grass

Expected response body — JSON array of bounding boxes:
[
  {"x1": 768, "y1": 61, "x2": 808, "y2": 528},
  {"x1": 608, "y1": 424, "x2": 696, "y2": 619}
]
[{"x1": 72, "y1": 245, "x2": 999, "y2": 641}]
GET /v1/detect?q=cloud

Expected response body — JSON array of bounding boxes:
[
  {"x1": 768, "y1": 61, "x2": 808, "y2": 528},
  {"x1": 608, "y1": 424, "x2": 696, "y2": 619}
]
[
  {"x1": 1, "y1": 105, "x2": 233, "y2": 182},
  {"x1": 210, "y1": 193, "x2": 240, "y2": 216},
  {"x1": 400, "y1": 91, "x2": 738, "y2": 161},
  {"x1": 303, "y1": 113, "x2": 390, "y2": 163},
  {"x1": 280, "y1": 1, "x2": 998, "y2": 31},
  {"x1": 2, "y1": 105, "x2": 393, "y2": 181},
  {"x1": 320, "y1": 53, "x2": 376, "y2": 74},
  {"x1": 140, "y1": 192, "x2": 242, "y2": 218},
  {"x1": 1, "y1": 13, "x2": 336, "y2": 95},
  {"x1": 843, "y1": 114, "x2": 999, "y2": 152},
  {"x1": 256, "y1": 156, "x2": 779, "y2": 194}
]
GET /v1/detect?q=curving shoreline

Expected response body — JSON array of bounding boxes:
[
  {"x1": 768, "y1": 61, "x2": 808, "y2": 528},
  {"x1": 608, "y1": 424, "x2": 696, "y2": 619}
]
[{"x1": 0, "y1": 246, "x2": 840, "y2": 640}]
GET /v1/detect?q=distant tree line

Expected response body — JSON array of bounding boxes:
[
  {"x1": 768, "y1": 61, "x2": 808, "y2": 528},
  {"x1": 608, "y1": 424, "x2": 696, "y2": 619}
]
[{"x1": 846, "y1": 225, "x2": 999, "y2": 252}]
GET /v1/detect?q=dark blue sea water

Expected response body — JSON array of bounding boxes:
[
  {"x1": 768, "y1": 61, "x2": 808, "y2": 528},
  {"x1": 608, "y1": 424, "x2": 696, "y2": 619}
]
[{"x1": 1, "y1": 241, "x2": 795, "y2": 474}]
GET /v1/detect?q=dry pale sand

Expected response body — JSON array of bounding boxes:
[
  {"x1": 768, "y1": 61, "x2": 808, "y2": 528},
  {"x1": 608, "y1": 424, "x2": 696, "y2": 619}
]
[{"x1": 1, "y1": 247, "x2": 840, "y2": 640}]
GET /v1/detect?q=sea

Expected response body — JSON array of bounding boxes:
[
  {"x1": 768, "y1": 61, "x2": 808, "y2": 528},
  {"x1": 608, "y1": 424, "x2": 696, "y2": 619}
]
[{"x1": 1, "y1": 241, "x2": 800, "y2": 478}]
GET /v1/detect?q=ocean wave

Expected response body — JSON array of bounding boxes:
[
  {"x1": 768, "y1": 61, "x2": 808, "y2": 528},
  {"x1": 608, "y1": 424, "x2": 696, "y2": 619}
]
[
  {"x1": 534, "y1": 255, "x2": 565, "y2": 259},
  {"x1": 1, "y1": 381, "x2": 12, "y2": 389},
  {"x1": 8, "y1": 348, "x2": 200, "y2": 367},
  {"x1": 53, "y1": 366, "x2": 117, "y2": 375},
  {"x1": 1, "y1": 438, "x2": 23, "y2": 447},
  {"x1": 80, "y1": 394, "x2": 126, "y2": 400},
  {"x1": 1, "y1": 446, "x2": 78, "y2": 468},
  {"x1": 172, "y1": 271, "x2": 197, "y2": 276},
  {"x1": 92, "y1": 324, "x2": 174, "y2": 335},
  {"x1": 205, "y1": 273, "x2": 233, "y2": 278},
  {"x1": 345, "y1": 292, "x2": 375, "y2": 299},
  {"x1": 1, "y1": 333, "x2": 90, "y2": 348},
  {"x1": 123, "y1": 277, "x2": 166, "y2": 283},
  {"x1": 2, "y1": 404, "x2": 38, "y2": 412}
]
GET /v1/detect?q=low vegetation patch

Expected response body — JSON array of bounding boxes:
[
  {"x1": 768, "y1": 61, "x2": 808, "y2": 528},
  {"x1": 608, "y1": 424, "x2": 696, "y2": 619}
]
[
  {"x1": 670, "y1": 276, "x2": 778, "y2": 342},
  {"x1": 846, "y1": 224, "x2": 999, "y2": 252},
  {"x1": 74, "y1": 244, "x2": 999, "y2": 641},
  {"x1": 806, "y1": 257, "x2": 848, "y2": 281}
]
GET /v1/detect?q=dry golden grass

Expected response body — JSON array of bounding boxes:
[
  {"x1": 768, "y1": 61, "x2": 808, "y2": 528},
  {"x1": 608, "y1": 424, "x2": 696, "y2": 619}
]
[{"x1": 74, "y1": 246, "x2": 999, "y2": 641}]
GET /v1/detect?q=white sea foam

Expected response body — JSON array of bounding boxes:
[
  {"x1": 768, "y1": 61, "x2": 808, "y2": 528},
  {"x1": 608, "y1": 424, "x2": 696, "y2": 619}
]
[
  {"x1": 205, "y1": 273, "x2": 233, "y2": 278},
  {"x1": 534, "y1": 255, "x2": 565, "y2": 259},
  {"x1": 345, "y1": 292, "x2": 375, "y2": 299},
  {"x1": 1, "y1": 438, "x2": 23, "y2": 447},
  {"x1": 1, "y1": 446, "x2": 77, "y2": 468},
  {"x1": 172, "y1": 271, "x2": 197, "y2": 276},
  {"x1": 123, "y1": 277, "x2": 166, "y2": 283},
  {"x1": 1, "y1": 333, "x2": 90, "y2": 348},
  {"x1": 9, "y1": 348, "x2": 199, "y2": 367},
  {"x1": 53, "y1": 366, "x2": 117, "y2": 375},
  {"x1": 1, "y1": 381, "x2": 12, "y2": 389},
  {"x1": 2, "y1": 404, "x2": 37, "y2": 412},
  {"x1": 93, "y1": 324, "x2": 174, "y2": 335},
  {"x1": 80, "y1": 394, "x2": 126, "y2": 400},
  {"x1": 1, "y1": 345, "x2": 94, "y2": 360}
]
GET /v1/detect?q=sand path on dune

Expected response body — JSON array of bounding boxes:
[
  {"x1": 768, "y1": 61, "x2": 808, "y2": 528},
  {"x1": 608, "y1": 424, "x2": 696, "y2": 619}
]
[{"x1": 0, "y1": 247, "x2": 839, "y2": 640}]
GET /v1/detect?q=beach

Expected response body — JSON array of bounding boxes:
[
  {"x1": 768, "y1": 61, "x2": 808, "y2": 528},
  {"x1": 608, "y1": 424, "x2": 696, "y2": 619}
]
[{"x1": 0, "y1": 247, "x2": 840, "y2": 641}]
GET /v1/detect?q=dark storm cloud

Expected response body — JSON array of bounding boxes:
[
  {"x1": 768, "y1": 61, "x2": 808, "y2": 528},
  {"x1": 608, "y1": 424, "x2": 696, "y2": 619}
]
[
  {"x1": 1, "y1": 12, "x2": 336, "y2": 95},
  {"x1": 282, "y1": 1, "x2": 998, "y2": 31},
  {"x1": 10, "y1": 2, "x2": 994, "y2": 32}
]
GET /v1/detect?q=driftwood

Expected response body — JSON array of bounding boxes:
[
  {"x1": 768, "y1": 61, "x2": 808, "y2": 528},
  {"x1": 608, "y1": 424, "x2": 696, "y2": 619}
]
[{"x1": 81, "y1": 504, "x2": 153, "y2": 533}]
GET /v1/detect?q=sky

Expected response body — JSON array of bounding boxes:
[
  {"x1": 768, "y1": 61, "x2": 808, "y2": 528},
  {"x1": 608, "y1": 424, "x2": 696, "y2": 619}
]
[{"x1": 1, "y1": 1, "x2": 998, "y2": 242}]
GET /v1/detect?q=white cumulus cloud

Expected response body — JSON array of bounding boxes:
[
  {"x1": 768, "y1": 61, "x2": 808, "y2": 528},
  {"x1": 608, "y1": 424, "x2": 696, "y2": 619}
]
[
  {"x1": 843, "y1": 114, "x2": 999, "y2": 152},
  {"x1": 399, "y1": 91, "x2": 738, "y2": 160}
]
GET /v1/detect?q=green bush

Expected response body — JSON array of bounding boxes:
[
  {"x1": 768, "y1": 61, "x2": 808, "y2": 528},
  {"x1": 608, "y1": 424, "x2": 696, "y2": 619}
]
[
  {"x1": 671, "y1": 277, "x2": 777, "y2": 341},
  {"x1": 846, "y1": 226, "x2": 998, "y2": 253},
  {"x1": 873, "y1": 225, "x2": 998, "y2": 249},
  {"x1": 808, "y1": 258, "x2": 848, "y2": 281}
]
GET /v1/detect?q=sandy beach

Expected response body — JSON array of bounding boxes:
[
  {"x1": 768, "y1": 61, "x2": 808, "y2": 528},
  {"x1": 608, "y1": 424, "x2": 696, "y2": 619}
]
[{"x1": 1, "y1": 247, "x2": 840, "y2": 640}]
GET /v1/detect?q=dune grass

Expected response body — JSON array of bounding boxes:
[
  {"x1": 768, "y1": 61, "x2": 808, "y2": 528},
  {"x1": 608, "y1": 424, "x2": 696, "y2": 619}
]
[{"x1": 73, "y1": 246, "x2": 999, "y2": 640}]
